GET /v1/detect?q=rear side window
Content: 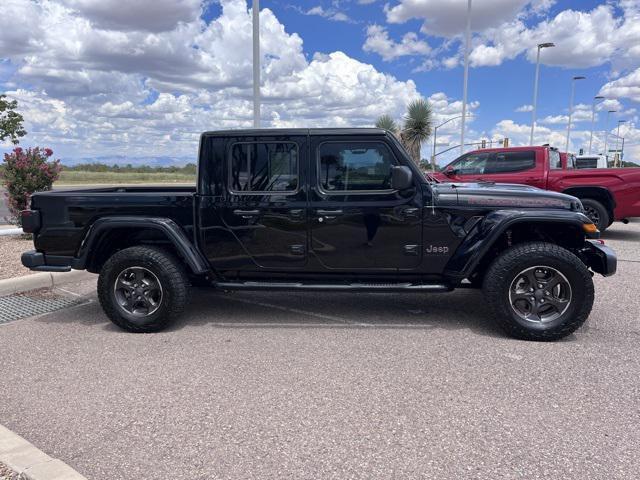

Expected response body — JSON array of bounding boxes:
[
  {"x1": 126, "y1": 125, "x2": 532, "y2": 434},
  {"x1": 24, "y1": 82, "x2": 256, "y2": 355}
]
[
  {"x1": 229, "y1": 142, "x2": 298, "y2": 193},
  {"x1": 549, "y1": 150, "x2": 562, "y2": 169},
  {"x1": 486, "y1": 151, "x2": 536, "y2": 173},
  {"x1": 318, "y1": 142, "x2": 397, "y2": 192}
]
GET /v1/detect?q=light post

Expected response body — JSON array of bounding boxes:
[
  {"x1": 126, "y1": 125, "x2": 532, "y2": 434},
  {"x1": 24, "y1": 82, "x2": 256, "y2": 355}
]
[
  {"x1": 252, "y1": 0, "x2": 260, "y2": 128},
  {"x1": 432, "y1": 113, "x2": 473, "y2": 170},
  {"x1": 460, "y1": 0, "x2": 472, "y2": 155},
  {"x1": 603, "y1": 109, "x2": 616, "y2": 161},
  {"x1": 565, "y1": 75, "x2": 586, "y2": 154},
  {"x1": 588, "y1": 95, "x2": 604, "y2": 154},
  {"x1": 530, "y1": 42, "x2": 555, "y2": 145},
  {"x1": 614, "y1": 119, "x2": 626, "y2": 167}
]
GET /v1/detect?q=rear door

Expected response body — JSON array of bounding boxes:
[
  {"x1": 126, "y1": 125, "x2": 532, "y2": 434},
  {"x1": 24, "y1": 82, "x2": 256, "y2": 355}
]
[
  {"x1": 218, "y1": 135, "x2": 308, "y2": 269},
  {"x1": 309, "y1": 136, "x2": 423, "y2": 270}
]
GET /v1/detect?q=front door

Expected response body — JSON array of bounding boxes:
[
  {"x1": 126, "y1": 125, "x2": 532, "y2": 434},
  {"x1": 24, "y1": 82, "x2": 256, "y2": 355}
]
[
  {"x1": 218, "y1": 135, "x2": 308, "y2": 269},
  {"x1": 309, "y1": 137, "x2": 422, "y2": 270}
]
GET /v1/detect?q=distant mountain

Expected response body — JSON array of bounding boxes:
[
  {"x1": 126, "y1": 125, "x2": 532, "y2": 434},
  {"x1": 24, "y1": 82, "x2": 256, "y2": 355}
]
[{"x1": 61, "y1": 155, "x2": 195, "y2": 167}]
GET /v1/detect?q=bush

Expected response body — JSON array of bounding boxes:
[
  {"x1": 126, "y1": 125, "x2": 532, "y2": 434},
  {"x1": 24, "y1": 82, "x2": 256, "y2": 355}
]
[{"x1": 1, "y1": 147, "x2": 62, "y2": 225}]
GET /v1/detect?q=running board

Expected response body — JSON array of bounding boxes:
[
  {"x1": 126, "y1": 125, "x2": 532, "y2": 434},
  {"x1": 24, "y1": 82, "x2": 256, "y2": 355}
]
[{"x1": 215, "y1": 281, "x2": 451, "y2": 292}]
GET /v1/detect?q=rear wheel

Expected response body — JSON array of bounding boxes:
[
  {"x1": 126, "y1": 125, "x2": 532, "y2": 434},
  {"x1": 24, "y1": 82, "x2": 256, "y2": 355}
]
[
  {"x1": 98, "y1": 246, "x2": 189, "y2": 332},
  {"x1": 483, "y1": 242, "x2": 594, "y2": 341},
  {"x1": 581, "y1": 199, "x2": 609, "y2": 232}
]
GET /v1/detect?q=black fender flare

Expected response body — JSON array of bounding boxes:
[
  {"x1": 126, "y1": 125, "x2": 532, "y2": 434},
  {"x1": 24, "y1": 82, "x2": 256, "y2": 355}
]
[
  {"x1": 443, "y1": 209, "x2": 593, "y2": 281},
  {"x1": 73, "y1": 216, "x2": 210, "y2": 274}
]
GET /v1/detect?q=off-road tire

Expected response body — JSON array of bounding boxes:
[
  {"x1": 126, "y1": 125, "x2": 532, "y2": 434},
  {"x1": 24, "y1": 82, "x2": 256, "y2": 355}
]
[
  {"x1": 483, "y1": 242, "x2": 594, "y2": 341},
  {"x1": 581, "y1": 198, "x2": 609, "y2": 232},
  {"x1": 98, "y1": 246, "x2": 190, "y2": 332}
]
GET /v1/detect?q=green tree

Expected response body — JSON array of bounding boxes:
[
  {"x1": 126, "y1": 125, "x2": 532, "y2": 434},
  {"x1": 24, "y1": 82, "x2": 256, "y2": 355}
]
[
  {"x1": 0, "y1": 94, "x2": 27, "y2": 145},
  {"x1": 375, "y1": 114, "x2": 399, "y2": 134},
  {"x1": 401, "y1": 98, "x2": 433, "y2": 167}
]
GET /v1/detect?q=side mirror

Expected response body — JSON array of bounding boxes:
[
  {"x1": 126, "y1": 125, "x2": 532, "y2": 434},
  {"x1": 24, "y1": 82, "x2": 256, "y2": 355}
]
[
  {"x1": 391, "y1": 166, "x2": 413, "y2": 190},
  {"x1": 443, "y1": 167, "x2": 456, "y2": 177}
]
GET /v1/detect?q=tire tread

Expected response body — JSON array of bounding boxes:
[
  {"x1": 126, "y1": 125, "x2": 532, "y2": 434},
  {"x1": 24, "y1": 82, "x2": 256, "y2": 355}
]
[{"x1": 97, "y1": 246, "x2": 189, "y2": 333}]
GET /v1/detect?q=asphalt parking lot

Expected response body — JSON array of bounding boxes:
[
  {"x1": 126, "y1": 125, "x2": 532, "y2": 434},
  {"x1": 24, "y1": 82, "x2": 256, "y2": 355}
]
[{"x1": 1, "y1": 222, "x2": 639, "y2": 479}]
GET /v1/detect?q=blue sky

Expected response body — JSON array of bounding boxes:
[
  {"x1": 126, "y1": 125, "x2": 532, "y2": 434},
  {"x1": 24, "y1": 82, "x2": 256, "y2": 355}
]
[{"x1": 1, "y1": 0, "x2": 639, "y2": 165}]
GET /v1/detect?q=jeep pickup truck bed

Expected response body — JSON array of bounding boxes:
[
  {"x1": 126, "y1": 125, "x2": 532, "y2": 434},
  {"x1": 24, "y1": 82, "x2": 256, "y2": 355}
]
[
  {"x1": 435, "y1": 145, "x2": 640, "y2": 231},
  {"x1": 22, "y1": 129, "x2": 616, "y2": 341}
]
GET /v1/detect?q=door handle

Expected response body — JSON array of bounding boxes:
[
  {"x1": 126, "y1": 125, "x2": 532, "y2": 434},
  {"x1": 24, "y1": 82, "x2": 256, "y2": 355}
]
[
  {"x1": 289, "y1": 208, "x2": 304, "y2": 219},
  {"x1": 233, "y1": 209, "x2": 260, "y2": 218},
  {"x1": 401, "y1": 207, "x2": 419, "y2": 217},
  {"x1": 317, "y1": 209, "x2": 343, "y2": 216}
]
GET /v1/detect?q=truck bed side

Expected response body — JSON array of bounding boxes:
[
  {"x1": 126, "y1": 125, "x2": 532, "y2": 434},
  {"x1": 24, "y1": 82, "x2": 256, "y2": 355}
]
[
  {"x1": 30, "y1": 186, "x2": 196, "y2": 257},
  {"x1": 547, "y1": 168, "x2": 640, "y2": 220}
]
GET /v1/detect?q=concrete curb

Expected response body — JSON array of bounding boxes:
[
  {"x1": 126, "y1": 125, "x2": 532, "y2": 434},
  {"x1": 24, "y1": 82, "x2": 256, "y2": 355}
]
[
  {"x1": 0, "y1": 270, "x2": 94, "y2": 297},
  {"x1": 0, "y1": 228, "x2": 23, "y2": 236},
  {"x1": 0, "y1": 424, "x2": 87, "y2": 480}
]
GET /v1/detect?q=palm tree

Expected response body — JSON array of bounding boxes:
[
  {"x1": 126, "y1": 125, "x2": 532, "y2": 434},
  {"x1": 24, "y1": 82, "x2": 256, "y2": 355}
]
[
  {"x1": 375, "y1": 114, "x2": 399, "y2": 134},
  {"x1": 401, "y1": 99, "x2": 432, "y2": 166}
]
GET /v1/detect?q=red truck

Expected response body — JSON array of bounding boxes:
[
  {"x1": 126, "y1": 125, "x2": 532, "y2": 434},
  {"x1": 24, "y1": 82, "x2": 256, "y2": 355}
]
[{"x1": 434, "y1": 146, "x2": 640, "y2": 231}]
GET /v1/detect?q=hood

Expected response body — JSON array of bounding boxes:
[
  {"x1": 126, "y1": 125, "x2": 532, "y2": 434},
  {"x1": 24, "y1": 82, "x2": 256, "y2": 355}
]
[{"x1": 431, "y1": 181, "x2": 582, "y2": 211}]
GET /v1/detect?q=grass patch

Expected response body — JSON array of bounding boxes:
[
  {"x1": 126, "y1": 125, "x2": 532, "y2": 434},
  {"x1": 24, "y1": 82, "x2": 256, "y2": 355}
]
[{"x1": 56, "y1": 170, "x2": 196, "y2": 185}]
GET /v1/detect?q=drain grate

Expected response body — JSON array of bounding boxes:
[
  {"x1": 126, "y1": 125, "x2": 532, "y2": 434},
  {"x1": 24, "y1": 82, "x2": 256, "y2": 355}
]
[{"x1": 0, "y1": 293, "x2": 81, "y2": 324}]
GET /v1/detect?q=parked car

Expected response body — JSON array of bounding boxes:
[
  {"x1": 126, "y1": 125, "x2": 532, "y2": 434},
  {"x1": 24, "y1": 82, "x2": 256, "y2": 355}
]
[
  {"x1": 435, "y1": 145, "x2": 640, "y2": 231},
  {"x1": 21, "y1": 129, "x2": 615, "y2": 341}
]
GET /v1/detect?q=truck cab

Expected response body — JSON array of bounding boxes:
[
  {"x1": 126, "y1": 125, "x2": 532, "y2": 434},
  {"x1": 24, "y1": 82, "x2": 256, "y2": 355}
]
[{"x1": 437, "y1": 145, "x2": 640, "y2": 231}]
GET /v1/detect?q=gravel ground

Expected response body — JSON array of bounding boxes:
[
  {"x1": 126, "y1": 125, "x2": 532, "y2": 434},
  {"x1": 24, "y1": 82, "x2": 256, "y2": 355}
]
[
  {"x1": 0, "y1": 462, "x2": 19, "y2": 480},
  {"x1": 0, "y1": 236, "x2": 34, "y2": 280}
]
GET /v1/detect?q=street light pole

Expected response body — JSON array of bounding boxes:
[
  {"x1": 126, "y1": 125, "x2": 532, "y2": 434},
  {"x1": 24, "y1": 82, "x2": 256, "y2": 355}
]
[
  {"x1": 530, "y1": 42, "x2": 555, "y2": 145},
  {"x1": 460, "y1": 0, "x2": 472, "y2": 156},
  {"x1": 252, "y1": 0, "x2": 260, "y2": 128},
  {"x1": 588, "y1": 95, "x2": 604, "y2": 155},
  {"x1": 565, "y1": 75, "x2": 586, "y2": 154},
  {"x1": 603, "y1": 109, "x2": 616, "y2": 161},
  {"x1": 433, "y1": 113, "x2": 473, "y2": 169},
  {"x1": 614, "y1": 119, "x2": 626, "y2": 167}
]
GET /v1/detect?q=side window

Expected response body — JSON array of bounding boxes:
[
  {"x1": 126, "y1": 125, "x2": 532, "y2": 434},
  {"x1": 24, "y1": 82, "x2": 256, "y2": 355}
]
[
  {"x1": 229, "y1": 142, "x2": 298, "y2": 193},
  {"x1": 319, "y1": 142, "x2": 397, "y2": 192},
  {"x1": 449, "y1": 152, "x2": 491, "y2": 175},
  {"x1": 487, "y1": 151, "x2": 536, "y2": 173},
  {"x1": 549, "y1": 150, "x2": 562, "y2": 169}
]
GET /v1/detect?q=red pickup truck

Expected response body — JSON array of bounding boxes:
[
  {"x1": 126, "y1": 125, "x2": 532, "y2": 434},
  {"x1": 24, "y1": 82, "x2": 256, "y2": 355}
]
[{"x1": 435, "y1": 146, "x2": 640, "y2": 231}]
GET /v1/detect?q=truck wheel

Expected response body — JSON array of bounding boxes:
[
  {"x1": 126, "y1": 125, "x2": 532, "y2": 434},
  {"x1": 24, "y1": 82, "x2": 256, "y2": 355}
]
[
  {"x1": 581, "y1": 199, "x2": 609, "y2": 232},
  {"x1": 483, "y1": 242, "x2": 594, "y2": 341},
  {"x1": 98, "y1": 246, "x2": 190, "y2": 333}
]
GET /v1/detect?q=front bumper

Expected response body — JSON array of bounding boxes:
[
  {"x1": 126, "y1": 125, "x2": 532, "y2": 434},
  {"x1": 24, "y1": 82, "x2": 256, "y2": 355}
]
[
  {"x1": 21, "y1": 250, "x2": 75, "y2": 272},
  {"x1": 582, "y1": 240, "x2": 617, "y2": 277}
]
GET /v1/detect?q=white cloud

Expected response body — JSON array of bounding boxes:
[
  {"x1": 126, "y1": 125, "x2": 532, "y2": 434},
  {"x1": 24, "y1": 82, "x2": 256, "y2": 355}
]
[
  {"x1": 599, "y1": 67, "x2": 640, "y2": 103},
  {"x1": 385, "y1": 0, "x2": 536, "y2": 38},
  {"x1": 300, "y1": 5, "x2": 354, "y2": 23},
  {"x1": 469, "y1": 4, "x2": 640, "y2": 69},
  {"x1": 59, "y1": 0, "x2": 202, "y2": 32},
  {"x1": 363, "y1": 25, "x2": 430, "y2": 61},
  {"x1": 516, "y1": 104, "x2": 533, "y2": 112},
  {"x1": 0, "y1": 0, "x2": 422, "y2": 159}
]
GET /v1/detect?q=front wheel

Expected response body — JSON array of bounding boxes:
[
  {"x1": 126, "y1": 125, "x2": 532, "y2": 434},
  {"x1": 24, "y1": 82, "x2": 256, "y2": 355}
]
[
  {"x1": 581, "y1": 199, "x2": 609, "y2": 232},
  {"x1": 98, "y1": 246, "x2": 190, "y2": 332},
  {"x1": 483, "y1": 242, "x2": 594, "y2": 341}
]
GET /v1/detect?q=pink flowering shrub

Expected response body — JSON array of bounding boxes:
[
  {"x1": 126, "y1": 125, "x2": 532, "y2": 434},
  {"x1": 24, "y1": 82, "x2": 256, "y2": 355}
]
[{"x1": 1, "y1": 147, "x2": 62, "y2": 225}]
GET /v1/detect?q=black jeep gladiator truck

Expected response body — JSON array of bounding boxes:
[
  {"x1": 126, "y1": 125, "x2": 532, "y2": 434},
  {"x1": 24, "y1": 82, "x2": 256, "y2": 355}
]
[{"x1": 21, "y1": 129, "x2": 616, "y2": 340}]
